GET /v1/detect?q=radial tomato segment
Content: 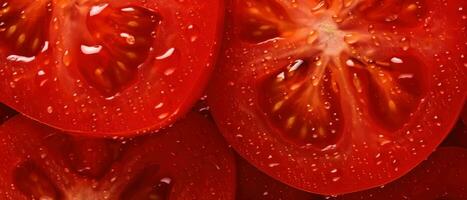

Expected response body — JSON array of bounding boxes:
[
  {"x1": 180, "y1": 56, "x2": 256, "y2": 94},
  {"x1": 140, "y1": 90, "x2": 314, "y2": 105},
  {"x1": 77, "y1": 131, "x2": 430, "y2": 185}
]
[
  {"x1": 236, "y1": 0, "x2": 292, "y2": 43},
  {"x1": 0, "y1": 0, "x2": 52, "y2": 57},
  {"x1": 347, "y1": 51, "x2": 427, "y2": 131},
  {"x1": 82, "y1": 5, "x2": 160, "y2": 96},
  {"x1": 260, "y1": 59, "x2": 344, "y2": 148},
  {"x1": 0, "y1": 113, "x2": 235, "y2": 199}
]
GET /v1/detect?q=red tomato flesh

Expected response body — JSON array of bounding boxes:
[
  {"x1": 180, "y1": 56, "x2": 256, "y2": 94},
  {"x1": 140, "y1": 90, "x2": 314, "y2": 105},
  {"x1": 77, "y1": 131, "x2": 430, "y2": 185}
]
[
  {"x1": 208, "y1": 0, "x2": 466, "y2": 195},
  {"x1": 0, "y1": 112, "x2": 236, "y2": 199},
  {"x1": 0, "y1": 0, "x2": 224, "y2": 136}
]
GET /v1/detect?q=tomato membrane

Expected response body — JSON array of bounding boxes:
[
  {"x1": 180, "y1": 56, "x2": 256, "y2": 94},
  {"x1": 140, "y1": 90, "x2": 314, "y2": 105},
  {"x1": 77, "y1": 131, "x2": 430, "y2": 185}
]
[
  {"x1": 0, "y1": 112, "x2": 236, "y2": 199},
  {"x1": 208, "y1": 0, "x2": 466, "y2": 195},
  {"x1": 0, "y1": 0, "x2": 224, "y2": 135}
]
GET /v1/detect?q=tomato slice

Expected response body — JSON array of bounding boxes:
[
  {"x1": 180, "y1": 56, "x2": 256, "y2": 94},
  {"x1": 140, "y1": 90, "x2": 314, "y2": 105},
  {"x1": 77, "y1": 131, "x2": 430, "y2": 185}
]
[
  {"x1": 208, "y1": 0, "x2": 466, "y2": 195},
  {"x1": 0, "y1": 0, "x2": 224, "y2": 136},
  {"x1": 0, "y1": 112, "x2": 235, "y2": 199},
  {"x1": 237, "y1": 156, "x2": 324, "y2": 200},
  {"x1": 337, "y1": 147, "x2": 467, "y2": 200},
  {"x1": 0, "y1": 102, "x2": 16, "y2": 124}
]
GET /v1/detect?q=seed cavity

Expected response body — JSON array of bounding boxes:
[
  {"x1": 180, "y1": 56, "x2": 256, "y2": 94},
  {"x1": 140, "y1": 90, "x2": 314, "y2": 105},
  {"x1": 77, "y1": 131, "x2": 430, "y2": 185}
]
[
  {"x1": 0, "y1": 0, "x2": 52, "y2": 57},
  {"x1": 80, "y1": 5, "x2": 161, "y2": 97}
]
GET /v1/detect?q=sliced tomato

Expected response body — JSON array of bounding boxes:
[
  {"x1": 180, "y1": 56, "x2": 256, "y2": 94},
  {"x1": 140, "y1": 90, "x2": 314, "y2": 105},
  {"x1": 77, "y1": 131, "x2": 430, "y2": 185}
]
[
  {"x1": 0, "y1": 112, "x2": 235, "y2": 199},
  {"x1": 0, "y1": 102, "x2": 16, "y2": 124},
  {"x1": 208, "y1": 0, "x2": 466, "y2": 195},
  {"x1": 0, "y1": 0, "x2": 224, "y2": 136},
  {"x1": 237, "y1": 156, "x2": 324, "y2": 200},
  {"x1": 337, "y1": 147, "x2": 467, "y2": 200}
]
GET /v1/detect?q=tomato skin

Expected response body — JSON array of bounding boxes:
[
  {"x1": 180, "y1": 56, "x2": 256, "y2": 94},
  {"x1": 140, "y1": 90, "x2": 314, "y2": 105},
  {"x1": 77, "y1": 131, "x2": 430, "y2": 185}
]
[
  {"x1": 0, "y1": 112, "x2": 236, "y2": 199},
  {"x1": 337, "y1": 147, "x2": 467, "y2": 200},
  {"x1": 208, "y1": 0, "x2": 466, "y2": 195},
  {"x1": 0, "y1": 0, "x2": 225, "y2": 136},
  {"x1": 236, "y1": 156, "x2": 324, "y2": 200}
]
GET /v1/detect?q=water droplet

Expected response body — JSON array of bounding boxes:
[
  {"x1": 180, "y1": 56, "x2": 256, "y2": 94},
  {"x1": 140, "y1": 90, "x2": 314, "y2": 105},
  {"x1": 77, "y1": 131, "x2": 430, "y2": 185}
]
[
  {"x1": 156, "y1": 48, "x2": 175, "y2": 60},
  {"x1": 80, "y1": 45, "x2": 102, "y2": 55},
  {"x1": 390, "y1": 57, "x2": 403, "y2": 64},
  {"x1": 154, "y1": 102, "x2": 164, "y2": 109},
  {"x1": 268, "y1": 163, "x2": 280, "y2": 167},
  {"x1": 46, "y1": 106, "x2": 53, "y2": 114},
  {"x1": 121, "y1": 7, "x2": 135, "y2": 12},
  {"x1": 163, "y1": 68, "x2": 176, "y2": 76},
  {"x1": 120, "y1": 33, "x2": 136, "y2": 45},
  {"x1": 37, "y1": 70, "x2": 45, "y2": 76},
  {"x1": 158, "y1": 112, "x2": 169, "y2": 119},
  {"x1": 89, "y1": 3, "x2": 109, "y2": 17},
  {"x1": 332, "y1": 177, "x2": 341, "y2": 182},
  {"x1": 160, "y1": 177, "x2": 172, "y2": 184},
  {"x1": 6, "y1": 55, "x2": 35, "y2": 63},
  {"x1": 346, "y1": 59, "x2": 355, "y2": 66}
]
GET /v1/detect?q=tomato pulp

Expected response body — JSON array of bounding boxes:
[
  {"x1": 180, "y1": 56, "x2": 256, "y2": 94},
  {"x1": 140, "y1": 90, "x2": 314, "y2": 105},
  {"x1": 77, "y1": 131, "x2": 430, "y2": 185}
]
[
  {"x1": 209, "y1": 0, "x2": 466, "y2": 195},
  {"x1": 0, "y1": 0, "x2": 224, "y2": 136}
]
